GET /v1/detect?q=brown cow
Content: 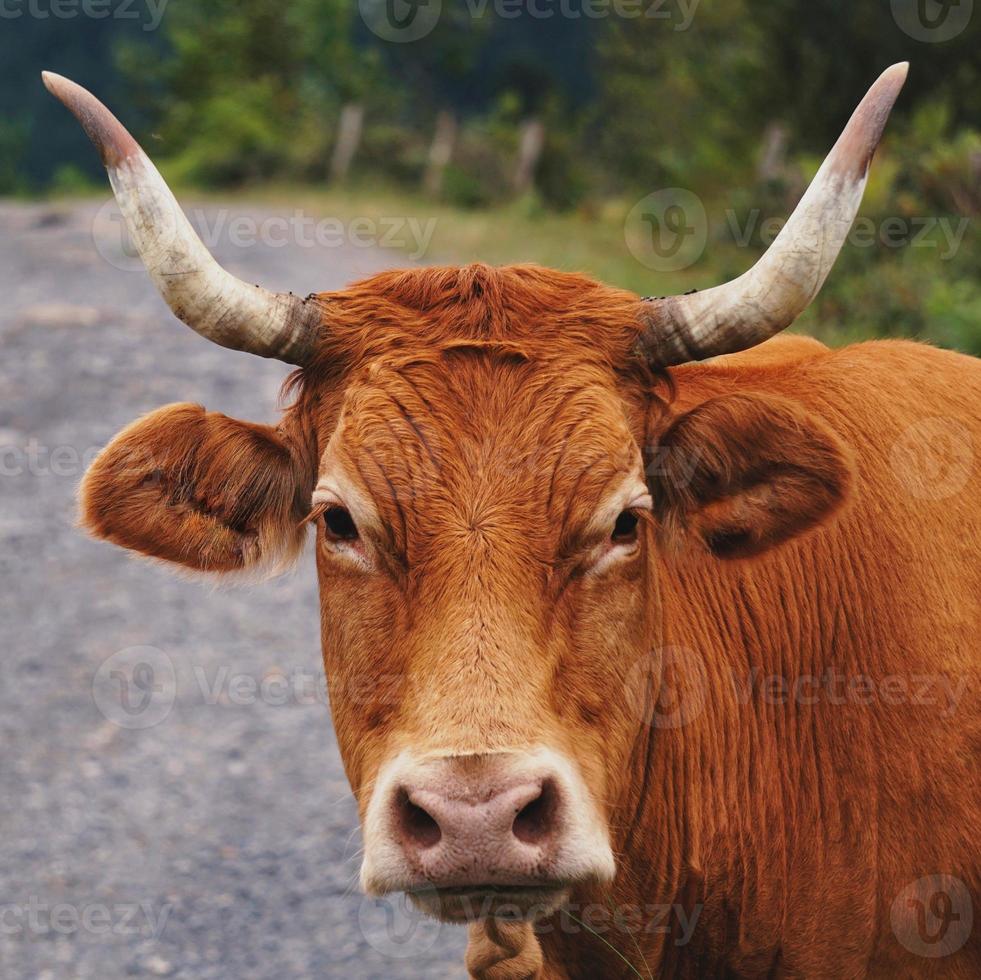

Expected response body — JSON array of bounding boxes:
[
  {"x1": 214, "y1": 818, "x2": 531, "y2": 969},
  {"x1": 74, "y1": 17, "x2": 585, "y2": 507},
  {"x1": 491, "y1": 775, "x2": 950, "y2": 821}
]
[{"x1": 45, "y1": 65, "x2": 979, "y2": 978}]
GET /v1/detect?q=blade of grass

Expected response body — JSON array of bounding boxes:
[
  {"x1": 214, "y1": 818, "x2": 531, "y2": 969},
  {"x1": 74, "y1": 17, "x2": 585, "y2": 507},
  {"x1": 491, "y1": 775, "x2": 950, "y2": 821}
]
[
  {"x1": 604, "y1": 897, "x2": 653, "y2": 980},
  {"x1": 561, "y1": 908, "x2": 651, "y2": 979}
]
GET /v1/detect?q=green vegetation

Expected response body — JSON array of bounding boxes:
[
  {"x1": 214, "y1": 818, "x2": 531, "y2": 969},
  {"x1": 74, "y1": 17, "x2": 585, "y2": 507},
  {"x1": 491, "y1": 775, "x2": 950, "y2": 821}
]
[{"x1": 2, "y1": 0, "x2": 978, "y2": 350}]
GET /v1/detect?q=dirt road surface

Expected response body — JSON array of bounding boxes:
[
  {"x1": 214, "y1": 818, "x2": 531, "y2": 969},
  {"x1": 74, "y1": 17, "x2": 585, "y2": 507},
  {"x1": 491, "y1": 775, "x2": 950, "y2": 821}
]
[{"x1": 0, "y1": 200, "x2": 467, "y2": 979}]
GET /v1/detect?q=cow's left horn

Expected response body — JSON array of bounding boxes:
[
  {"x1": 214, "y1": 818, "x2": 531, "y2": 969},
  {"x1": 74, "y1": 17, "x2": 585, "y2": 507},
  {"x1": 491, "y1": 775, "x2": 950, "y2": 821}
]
[
  {"x1": 42, "y1": 72, "x2": 320, "y2": 365},
  {"x1": 634, "y1": 62, "x2": 908, "y2": 366}
]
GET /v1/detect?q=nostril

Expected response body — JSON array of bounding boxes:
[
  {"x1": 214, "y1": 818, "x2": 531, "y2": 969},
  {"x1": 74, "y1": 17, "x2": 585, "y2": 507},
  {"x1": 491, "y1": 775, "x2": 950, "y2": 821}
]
[
  {"x1": 395, "y1": 788, "x2": 442, "y2": 850},
  {"x1": 512, "y1": 778, "x2": 559, "y2": 845}
]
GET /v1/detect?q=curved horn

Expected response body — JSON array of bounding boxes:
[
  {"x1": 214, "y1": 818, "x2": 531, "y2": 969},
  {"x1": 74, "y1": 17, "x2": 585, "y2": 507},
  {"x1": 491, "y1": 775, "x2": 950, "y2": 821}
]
[
  {"x1": 635, "y1": 63, "x2": 909, "y2": 366},
  {"x1": 42, "y1": 72, "x2": 320, "y2": 364}
]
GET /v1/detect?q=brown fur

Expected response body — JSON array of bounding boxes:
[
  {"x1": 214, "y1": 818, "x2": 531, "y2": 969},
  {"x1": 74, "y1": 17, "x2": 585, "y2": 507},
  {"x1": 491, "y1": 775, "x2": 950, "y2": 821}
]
[{"x1": 79, "y1": 264, "x2": 981, "y2": 977}]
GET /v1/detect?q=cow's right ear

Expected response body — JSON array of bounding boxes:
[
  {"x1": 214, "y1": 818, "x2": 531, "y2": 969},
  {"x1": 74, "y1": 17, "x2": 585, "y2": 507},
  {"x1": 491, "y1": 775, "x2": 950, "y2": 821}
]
[{"x1": 80, "y1": 403, "x2": 309, "y2": 575}]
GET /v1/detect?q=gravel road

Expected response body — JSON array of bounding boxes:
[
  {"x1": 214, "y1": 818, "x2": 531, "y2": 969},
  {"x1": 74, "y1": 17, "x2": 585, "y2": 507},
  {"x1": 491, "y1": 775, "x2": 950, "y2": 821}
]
[{"x1": 0, "y1": 200, "x2": 467, "y2": 979}]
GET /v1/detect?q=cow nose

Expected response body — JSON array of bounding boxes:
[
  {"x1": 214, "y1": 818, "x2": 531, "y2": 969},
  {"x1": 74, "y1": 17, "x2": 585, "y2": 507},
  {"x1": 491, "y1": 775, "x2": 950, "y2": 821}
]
[
  {"x1": 390, "y1": 767, "x2": 566, "y2": 887},
  {"x1": 361, "y1": 749, "x2": 616, "y2": 907},
  {"x1": 396, "y1": 777, "x2": 559, "y2": 856}
]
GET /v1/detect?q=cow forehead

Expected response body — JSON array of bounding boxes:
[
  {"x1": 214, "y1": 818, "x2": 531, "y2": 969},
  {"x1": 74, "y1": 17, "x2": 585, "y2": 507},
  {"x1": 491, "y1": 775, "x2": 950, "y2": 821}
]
[{"x1": 320, "y1": 350, "x2": 641, "y2": 542}]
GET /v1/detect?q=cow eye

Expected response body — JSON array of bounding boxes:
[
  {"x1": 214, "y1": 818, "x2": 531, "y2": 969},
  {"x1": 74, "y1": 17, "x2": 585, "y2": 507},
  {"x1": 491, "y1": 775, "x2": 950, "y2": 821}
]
[
  {"x1": 612, "y1": 510, "x2": 640, "y2": 544},
  {"x1": 324, "y1": 505, "x2": 358, "y2": 542}
]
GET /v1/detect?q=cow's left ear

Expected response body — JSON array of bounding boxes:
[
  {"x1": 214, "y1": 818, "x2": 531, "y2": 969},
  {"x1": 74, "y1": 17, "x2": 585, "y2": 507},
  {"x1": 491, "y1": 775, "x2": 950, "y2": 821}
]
[{"x1": 650, "y1": 392, "x2": 853, "y2": 559}]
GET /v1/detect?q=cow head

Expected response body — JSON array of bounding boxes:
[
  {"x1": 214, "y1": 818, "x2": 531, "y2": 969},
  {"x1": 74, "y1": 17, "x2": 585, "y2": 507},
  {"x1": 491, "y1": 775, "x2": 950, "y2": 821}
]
[{"x1": 46, "y1": 65, "x2": 904, "y2": 922}]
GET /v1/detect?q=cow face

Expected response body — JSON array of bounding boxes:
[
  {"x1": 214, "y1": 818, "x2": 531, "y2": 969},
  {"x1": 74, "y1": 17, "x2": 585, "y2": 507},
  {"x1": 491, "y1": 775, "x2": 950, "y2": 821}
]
[
  {"x1": 81, "y1": 265, "x2": 853, "y2": 922},
  {"x1": 311, "y1": 340, "x2": 647, "y2": 918}
]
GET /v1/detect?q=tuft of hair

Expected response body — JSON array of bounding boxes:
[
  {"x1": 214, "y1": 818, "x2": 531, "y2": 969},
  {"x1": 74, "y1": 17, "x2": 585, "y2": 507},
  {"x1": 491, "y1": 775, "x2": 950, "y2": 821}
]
[{"x1": 282, "y1": 263, "x2": 647, "y2": 402}]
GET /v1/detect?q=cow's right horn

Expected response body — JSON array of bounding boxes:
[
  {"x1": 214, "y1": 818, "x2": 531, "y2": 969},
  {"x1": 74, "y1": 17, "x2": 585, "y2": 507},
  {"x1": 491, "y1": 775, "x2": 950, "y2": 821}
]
[
  {"x1": 42, "y1": 72, "x2": 322, "y2": 365},
  {"x1": 634, "y1": 62, "x2": 909, "y2": 367}
]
